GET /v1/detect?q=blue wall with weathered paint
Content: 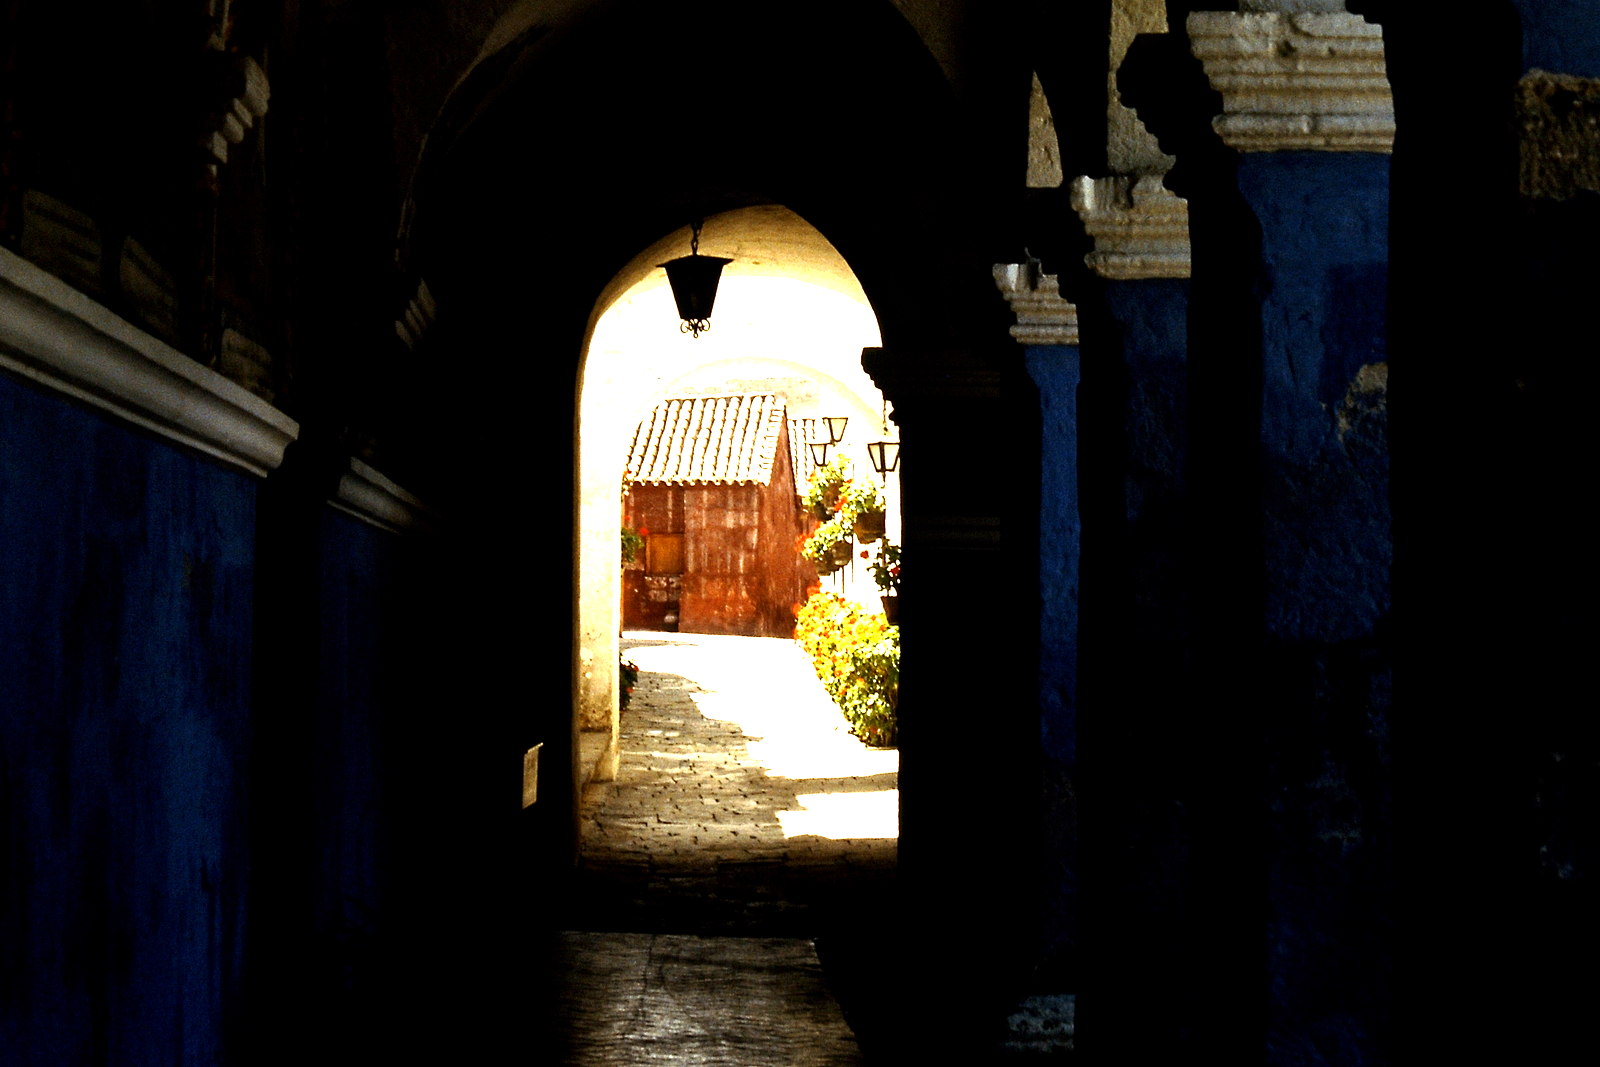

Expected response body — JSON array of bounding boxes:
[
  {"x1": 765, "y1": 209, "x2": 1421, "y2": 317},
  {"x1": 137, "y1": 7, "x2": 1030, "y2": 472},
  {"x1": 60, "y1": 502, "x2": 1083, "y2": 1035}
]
[
  {"x1": 1238, "y1": 149, "x2": 1393, "y2": 1062},
  {"x1": 0, "y1": 371, "x2": 257, "y2": 1065},
  {"x1": 1517, "y1": 0, "x2": 1600, "y2": 74},
  {"x1": 1028, "y1": 342, "x2": 1081, "y2": 974},
  {"x1": 0, "y1": 369, "x2": 474, "y2": 1062}
]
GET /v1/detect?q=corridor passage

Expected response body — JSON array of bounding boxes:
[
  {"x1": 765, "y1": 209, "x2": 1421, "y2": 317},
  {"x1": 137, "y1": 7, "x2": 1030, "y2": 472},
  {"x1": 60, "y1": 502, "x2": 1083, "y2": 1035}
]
[
  {"x1": 555, "y1": 631, "x2": 896, "y2": 1064},
  {"x1": 576, "y1": 631, "x2": 898, "y2": 933}
]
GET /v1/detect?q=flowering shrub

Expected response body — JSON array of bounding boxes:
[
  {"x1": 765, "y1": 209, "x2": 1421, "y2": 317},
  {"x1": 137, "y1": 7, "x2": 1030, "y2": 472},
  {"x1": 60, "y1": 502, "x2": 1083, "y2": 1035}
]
[{"x1": 794, "y1": 591, "x2": 898, "y2": 746}]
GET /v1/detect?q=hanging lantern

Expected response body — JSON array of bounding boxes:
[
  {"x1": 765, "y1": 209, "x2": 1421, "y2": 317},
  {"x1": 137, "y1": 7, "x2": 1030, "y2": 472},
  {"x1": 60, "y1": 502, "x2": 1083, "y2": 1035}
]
[
  {"x1": 659, "y1": 220, "x2": 732, "y2": 338},
  {"x1": 867, "y1": 400, "x2": 898, "y2": 477},
  {"x1": 822, "y1": 416, "x2": 848, "y2": 444},
  {"x1": 867, "y1": 439, "x2": 900, "y2": 476}
]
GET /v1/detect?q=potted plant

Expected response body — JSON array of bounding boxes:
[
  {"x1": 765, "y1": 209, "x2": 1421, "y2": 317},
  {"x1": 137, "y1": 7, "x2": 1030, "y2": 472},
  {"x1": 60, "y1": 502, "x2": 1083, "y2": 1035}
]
[
  {"x1": 840, "y1": 479, "x2": 886, "y2": 543},
  {"x1": 802, "y1": 456, "x2": 852, "y2": 521},
  {"x1": 801, "y1": 518, "x2": 853, "y2": 574},
  {"x1": 867, "y1": 538, "x2": 901, "y2": 622}
]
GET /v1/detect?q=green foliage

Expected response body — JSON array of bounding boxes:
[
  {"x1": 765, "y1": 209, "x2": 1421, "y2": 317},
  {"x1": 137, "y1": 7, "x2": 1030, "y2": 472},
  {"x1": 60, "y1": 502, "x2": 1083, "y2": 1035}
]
[
  {"x1": 866, "y1": 538, "x2": 901, "y2": 593},
  {"x1": 839, "y1": 633, "x2": 899, "y2": 746},
  {"x1": 800, "y1": 518, "x2": 852, "y2": 572},
  {"x1": 838, "y1": 478, "x2": 884, "y2": 525},
  {"x1": 803, "y1": 456, "x2": 852, "y2": 518},
  {"x1": 621, "y1": 526, "x2": 645, "y2": 566}
]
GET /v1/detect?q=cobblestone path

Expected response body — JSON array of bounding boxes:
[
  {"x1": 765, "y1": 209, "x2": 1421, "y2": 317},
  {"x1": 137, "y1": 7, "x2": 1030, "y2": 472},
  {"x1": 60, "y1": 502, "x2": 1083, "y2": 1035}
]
[
  {"x1": 572, "y1": 630, "x2": 898, "y2": 936},
  {"x1": 550, "y1": 632, "x2": 898, "y2": 1065}
]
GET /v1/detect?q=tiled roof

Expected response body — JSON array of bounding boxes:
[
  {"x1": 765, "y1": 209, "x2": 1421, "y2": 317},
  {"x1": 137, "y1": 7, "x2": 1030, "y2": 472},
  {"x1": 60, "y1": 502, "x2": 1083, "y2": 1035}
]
[
  {"x1": 788, "y1": 417, "x2": 820, "y2": 498},
  {"x1": 626, "y1": 394, "x2": 788, "y2": 486}
]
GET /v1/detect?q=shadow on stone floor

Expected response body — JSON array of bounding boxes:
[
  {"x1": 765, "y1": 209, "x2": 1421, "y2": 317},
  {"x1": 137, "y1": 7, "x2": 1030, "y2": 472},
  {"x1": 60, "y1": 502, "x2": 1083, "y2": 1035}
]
[{"x1": 548, "y1": 636, "x2": 1073, "y2": 1063}]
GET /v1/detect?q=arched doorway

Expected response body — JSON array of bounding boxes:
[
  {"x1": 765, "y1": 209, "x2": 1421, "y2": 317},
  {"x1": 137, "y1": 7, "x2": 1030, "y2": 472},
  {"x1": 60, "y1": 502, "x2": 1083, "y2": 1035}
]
[
  {"x1": 400, "y1": 2, "x2": 1040, "y2": 1049},
  {"x1": 574, "y1": 204, "x2": 894, "y2": 787}
]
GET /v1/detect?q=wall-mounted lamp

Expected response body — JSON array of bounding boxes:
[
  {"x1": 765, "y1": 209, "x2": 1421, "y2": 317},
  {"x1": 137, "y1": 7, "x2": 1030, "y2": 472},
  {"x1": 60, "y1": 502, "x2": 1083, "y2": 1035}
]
[
  {"x1": 822, "y1": 416, "x2": 848, "y2": 444},
  {"x1": 808, "y1": 439, "x2": 832, "y2": 468},
  {"x1": 867, "y1": 401, "x2": 898, "y2": 477},
  {"x1": 867, "y1": 439, "x2": 900, "y2": 476},
  {"x1": 659, "y1": 220, "x2": 732, "y2": 338}
]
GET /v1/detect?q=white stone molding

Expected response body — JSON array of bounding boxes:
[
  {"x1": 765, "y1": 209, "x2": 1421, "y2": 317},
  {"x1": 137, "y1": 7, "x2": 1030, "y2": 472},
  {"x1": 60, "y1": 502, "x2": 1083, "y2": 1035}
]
[
  {"x1": 0, "y1": 245, "x2": 298, "y2": 476},
  {"x1": 992, "y1": 262, "x2": 1079, "y2": 346},
  {"x1": 1187, "y1": 10, "x2": 1394, "y2": 153},
  {"x1": 395, "y1": 278, "x2": 437, "y2": 350},
  {"x1": 1069, "y1": 175, "x2": 1191, "y2": 280},
  {"x1": 331, "y1": 457, "x2": 433, "y2": 535},
  {"x1": 205, "y1": 55, "x2": 270, "y2": 171}
]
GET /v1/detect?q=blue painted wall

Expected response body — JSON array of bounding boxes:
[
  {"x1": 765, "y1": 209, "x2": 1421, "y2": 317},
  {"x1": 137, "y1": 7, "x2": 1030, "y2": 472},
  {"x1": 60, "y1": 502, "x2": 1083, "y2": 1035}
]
[
  {"x1": 1517, "y1": 0, "x2": 1600, "y2": 75},
  {"x1": 0, "y1": 371, "x2": 257, "y2": 1065},
  {"x1": 1029, "y1": 344, "x2": 1081, "y2": 770},
  {"x1": 1236, "y1": 150, "x2": 1393, "y2": 1063},
  {"x1": 1028, "y1": 342, "x2": 1081, "y2": 973},
  {"x1": 1240, "y1": 151, "x2": 1390, "y2": 644},
  {"x1": 309, "y1": 508, "x2": 402, "y2": 1011}
]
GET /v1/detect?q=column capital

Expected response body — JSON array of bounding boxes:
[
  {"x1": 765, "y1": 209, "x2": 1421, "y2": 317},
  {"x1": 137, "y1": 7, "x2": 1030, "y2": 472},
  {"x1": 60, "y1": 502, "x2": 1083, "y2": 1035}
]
[
  {"x1": 1518, "y1": 69, "x2": 1600, "y2": 201},
  {"x1": 1069, "y1": 175, "x2": 1191, "y2": 280},
  {"x1": 992, "y1": 263, "x2": 1079, "y2": 346},
  {"x1": 1187, "y1": 10, "x2": 1395, "y2": 153}
]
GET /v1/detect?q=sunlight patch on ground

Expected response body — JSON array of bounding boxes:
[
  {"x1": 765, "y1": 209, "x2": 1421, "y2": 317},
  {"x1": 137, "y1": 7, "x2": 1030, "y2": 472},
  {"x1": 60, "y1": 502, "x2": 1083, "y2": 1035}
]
[
  {"x1": 742, "y1": 736, "x2": 897, "y2": 782},
  {"x1": 775, "y1": 790, "x2": 899, "y2": 841},
  {"x1": 624, "y1": 633, "x2": 899, "y2": 842}
]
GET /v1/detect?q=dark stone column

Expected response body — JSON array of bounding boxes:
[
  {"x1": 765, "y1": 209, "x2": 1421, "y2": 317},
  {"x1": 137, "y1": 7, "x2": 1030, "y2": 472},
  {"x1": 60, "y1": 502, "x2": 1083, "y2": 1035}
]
[
  {"x1": 996, "y1": 261, "x2": 1086, "y2": 981},
  {"x1": 1067, "y1": 174, "x2": 1203, "y2": 1062},
  {"x1": 1356, "y1": 1, "x2": 1600, "y2": 1059},
  {"x1": 1116, "y1": 9, "x2": 1398, "y2": 1060},
  {"x1": 1028, "y1": 342, "x2": 1081, "y2": 976},
  {"x1": 863, "y1": 342, "x2": 1042, "y2": 1055}
]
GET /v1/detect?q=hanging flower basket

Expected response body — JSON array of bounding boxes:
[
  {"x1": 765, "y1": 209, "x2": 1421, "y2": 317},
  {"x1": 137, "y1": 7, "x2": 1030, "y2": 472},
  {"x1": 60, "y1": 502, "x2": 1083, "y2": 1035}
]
[
  {"x1": 852, "y1": 508, "x2": 886, "y2": 544},
  {"x1": 801, "y1": 518, "x2": 853, "y2": 575},
  {"x1": 839, "y1": 479, "x2": 886, "y2": 543},
  {"x1": 803, "y1": 457, "x2": 851, "y2": 520}
]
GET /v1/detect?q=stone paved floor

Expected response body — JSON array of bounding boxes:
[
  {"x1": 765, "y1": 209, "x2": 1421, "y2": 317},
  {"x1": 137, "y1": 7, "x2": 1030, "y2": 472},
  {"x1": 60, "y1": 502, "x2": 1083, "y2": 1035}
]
[
  {"x1": 571, "y1": 631, "x2": 898, "y2": 937},
  {"x1": 553, "y1": 631, "x2": 896, "y2": 1065},
  {"x1": 547, "y1": 931, "x2": 866, "y2": 1066},
  {"x1": 552, "y1": 631, "x2": 1074, "y2": 1064}
]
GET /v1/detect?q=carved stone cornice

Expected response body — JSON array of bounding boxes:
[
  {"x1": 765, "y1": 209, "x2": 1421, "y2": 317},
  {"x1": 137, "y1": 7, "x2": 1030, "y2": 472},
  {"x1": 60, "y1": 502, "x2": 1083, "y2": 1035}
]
[
  {"x1": 1068, "y1": 175, "x2": 1191, "y2": 280},
  {"x1": 395, "y1": 278, "x2": 437, "y2": 350},
  {"x1": 1187, "y1": 11, "x2": 1394, "y2": 152},
  {"x1": 0, "y1": 245, "x2": 297, "y2": 476},
  {"x1": 992, "y1": 263, "x2": 1079, "y2": 346},
  {"x1": 332, "y1": 457, "x2": 433, "y2": 535},
  {"x1": 204, "y1": 55, "x2": 270, "y2": 173}
]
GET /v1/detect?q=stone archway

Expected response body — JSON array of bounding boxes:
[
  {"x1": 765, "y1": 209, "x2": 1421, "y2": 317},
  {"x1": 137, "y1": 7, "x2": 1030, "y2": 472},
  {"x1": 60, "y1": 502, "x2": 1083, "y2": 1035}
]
[{"x1": 572, "y1": 204, "x2": 891, "y2": 788}]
